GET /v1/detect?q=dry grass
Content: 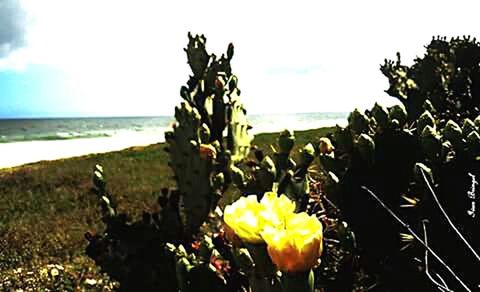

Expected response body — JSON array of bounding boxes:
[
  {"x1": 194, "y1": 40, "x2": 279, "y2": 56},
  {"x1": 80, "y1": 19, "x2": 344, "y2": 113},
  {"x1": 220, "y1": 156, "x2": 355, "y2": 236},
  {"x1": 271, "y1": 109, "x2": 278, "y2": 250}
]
[{"x1": 0, "y1": 127, "x2": 333, "y2": 290}]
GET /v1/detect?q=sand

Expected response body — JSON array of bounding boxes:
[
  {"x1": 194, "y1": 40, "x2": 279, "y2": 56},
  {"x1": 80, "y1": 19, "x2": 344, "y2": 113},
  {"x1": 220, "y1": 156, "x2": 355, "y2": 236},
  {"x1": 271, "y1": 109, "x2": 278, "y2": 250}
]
[
  {"x1": 0, "y1": 132, "x2": 163, "y2": 169},
  {"x1": 0, "y1": 118, "x2": 347, "y2": 169}
]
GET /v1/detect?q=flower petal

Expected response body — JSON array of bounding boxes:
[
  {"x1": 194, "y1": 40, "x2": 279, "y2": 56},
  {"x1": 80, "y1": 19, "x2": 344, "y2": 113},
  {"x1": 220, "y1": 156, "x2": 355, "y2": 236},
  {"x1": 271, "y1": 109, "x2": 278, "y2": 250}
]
[
  {"x1": 263, "y1": 212, "x2": 323, "y2": 273},
  {"x1": 224, "y1": 196, "x2": 265, "y2": 243}
]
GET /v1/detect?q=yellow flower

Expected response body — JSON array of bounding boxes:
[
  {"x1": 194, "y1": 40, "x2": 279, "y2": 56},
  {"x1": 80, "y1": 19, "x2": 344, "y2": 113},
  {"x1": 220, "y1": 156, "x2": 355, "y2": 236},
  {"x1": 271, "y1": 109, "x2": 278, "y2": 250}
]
[
  {"x1": 259, "y1": 192, "x2": 296, "y2": 227},
  {"x1": 261, "y1": 212, "x2": 323, "y2": 273},
  {"x1": 224, "y1": 195, "x2": 266, "y2": 243},
  {"x1": 223, "y1": 192, "x2": 296, "y2": 243},
  {"x1": 224, "y1": 193, "x2": 323, "y2": 273}
]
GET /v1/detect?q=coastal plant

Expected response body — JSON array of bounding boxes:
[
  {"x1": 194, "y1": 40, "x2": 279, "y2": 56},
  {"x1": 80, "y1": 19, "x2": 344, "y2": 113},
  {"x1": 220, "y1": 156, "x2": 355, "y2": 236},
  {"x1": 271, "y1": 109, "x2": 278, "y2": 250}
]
[
  {"x1": 85, "y1": 33, "x2": 255, "y2": 291},
  {"x1": 223, "y1": 192, "x2": 323, "y2": 292},
  {"x1": 231, "y1": 129, "x2": 316, "y2": 212},
  {"x1": 83, "y1": 33, "x2": 480, "y2": 292},
  {"x1": 301, "y1": 36, "x2": 480, "y2": 291},
  {"x1": 165, "y1": 32, "x2": 253, "y2": 234},
  {"x1": 381, "y1": 35, "x2": 480, "y2": 122},
  {"x1": 316, "y1": 100, "x2": 480, "y2": 289},
  {"x1": 84, "y1": 33, "x2": 333, "y2": 291}
]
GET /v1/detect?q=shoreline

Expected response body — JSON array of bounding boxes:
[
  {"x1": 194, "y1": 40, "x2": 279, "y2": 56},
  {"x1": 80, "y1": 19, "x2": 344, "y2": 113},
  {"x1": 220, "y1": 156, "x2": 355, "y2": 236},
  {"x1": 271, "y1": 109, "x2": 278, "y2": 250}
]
[
  {"x1": 0, "y1": 123, "x2": 344, "y2": 170},
  {"x1": 0, "y1": 132, "x2": 164, "y2": 170},
  {"x1": 0, "y1": 126, "x2": 334, "y2": 290}
]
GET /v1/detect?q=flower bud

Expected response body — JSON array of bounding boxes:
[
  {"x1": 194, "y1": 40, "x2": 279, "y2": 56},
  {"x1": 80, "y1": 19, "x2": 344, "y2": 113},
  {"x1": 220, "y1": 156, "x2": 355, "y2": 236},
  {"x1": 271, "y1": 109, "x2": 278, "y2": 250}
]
[
  {"x1": 298, "y1": 143, "x2": 315, "y2": 167},
  {"x1": 199, "y1": 144, "x2": 217, "y2": 160},
  {"x1": 318, "y1": 137, "x2": 334, "y2": 155}
]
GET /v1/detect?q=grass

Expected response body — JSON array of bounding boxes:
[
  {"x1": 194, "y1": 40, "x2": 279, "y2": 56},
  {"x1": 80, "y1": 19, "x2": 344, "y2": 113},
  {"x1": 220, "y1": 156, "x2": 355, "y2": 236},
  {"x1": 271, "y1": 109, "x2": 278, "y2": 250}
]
[{"x1": 0, "y1": 127, "x2": 333, "y2": 290}]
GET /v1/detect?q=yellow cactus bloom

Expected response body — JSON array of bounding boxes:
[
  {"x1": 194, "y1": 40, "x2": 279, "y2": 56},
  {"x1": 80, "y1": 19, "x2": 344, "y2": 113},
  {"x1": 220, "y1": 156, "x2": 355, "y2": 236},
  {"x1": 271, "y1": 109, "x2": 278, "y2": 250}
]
[
  {"x1": 224, "y1": 192, "x2": 296, "y2": 243},
  {"x1": 224, "y1": 192, "x2": 323, "y2": 274},
  {"x1": 259, "y1": 192, "x2": 296, "y2": 227},
  {"x1": 223, "y1": 195, "x2": 266, "y2": 243},
  {"x1": 261, "y1": 212, "x2": 323, "y2": 273}
]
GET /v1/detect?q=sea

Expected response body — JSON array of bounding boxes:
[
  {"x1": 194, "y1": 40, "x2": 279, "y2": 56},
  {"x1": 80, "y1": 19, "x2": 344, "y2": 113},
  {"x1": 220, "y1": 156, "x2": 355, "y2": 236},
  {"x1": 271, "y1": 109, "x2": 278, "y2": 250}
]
[{"x1": 0, "y1": 112, "x2": 348, "y2": 144}]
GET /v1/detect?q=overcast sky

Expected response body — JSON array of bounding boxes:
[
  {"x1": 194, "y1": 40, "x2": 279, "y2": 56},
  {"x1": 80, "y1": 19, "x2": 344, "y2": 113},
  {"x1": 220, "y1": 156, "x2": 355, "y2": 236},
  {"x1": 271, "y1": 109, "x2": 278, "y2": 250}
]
[{"x1": 0, "y1": 0, "x2": 479, "y2": 117}]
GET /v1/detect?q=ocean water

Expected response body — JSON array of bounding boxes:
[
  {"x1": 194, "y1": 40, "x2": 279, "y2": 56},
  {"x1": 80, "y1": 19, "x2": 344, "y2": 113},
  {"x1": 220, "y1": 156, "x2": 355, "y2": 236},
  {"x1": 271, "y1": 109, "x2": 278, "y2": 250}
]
[
  {"x1": 248, "y1": 112, "x2": 348, "y2": 135},
  {"x1": 0, "y1": 117, "x2": 172, "y2": 143},
  {"x1": 0, "y1": 112, "x2": 348, "y2": 144}
]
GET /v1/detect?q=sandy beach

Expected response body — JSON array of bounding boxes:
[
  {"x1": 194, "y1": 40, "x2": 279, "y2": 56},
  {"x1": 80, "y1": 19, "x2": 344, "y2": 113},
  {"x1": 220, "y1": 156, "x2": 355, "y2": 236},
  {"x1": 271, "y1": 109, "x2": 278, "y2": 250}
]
[
  {"x1": 0, "y1": 117, "x2": 347, "y2": 170},
  {"x1": 0, "y1": 132, "x2": 164, "y2": 169}
]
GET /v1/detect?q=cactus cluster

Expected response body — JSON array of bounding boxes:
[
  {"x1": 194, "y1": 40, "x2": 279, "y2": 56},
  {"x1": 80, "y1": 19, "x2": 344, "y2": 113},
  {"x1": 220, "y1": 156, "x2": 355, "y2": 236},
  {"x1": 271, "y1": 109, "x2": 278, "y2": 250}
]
[
  {"x1": 164, "y1": 225, "x2": 254, "y2": 292},
  {"x1": 317, "y1": 99, "x2": 480, "y2": 290},
  {"x1": 83, "y1": 34, "x2": 480, "y2": 291},
  {"x1": 165, "y1": 102, "x2": 219, "y2": 233},
  {"x1": 381, "y1": 36, "x2": 480, "y2": 122},
  {"x1": 84, "y1": 33, "x2": 257, "y2": 291},
  {"x1": 86, "y1": 166, "x2": 186, "y2": 291},
  {"x1": 228, "y1": 129, "x2": 316, "y2": 212},
  {"x1": 165, "y1": 32, "x2": 253, "y2": 234}
]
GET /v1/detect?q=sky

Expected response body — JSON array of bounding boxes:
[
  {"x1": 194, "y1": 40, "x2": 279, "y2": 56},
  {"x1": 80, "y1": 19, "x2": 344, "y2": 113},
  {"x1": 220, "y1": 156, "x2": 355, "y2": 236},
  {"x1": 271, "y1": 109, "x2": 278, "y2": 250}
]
[{"x1": 0, "y1": 0, "x2": 479, "y2": 118}]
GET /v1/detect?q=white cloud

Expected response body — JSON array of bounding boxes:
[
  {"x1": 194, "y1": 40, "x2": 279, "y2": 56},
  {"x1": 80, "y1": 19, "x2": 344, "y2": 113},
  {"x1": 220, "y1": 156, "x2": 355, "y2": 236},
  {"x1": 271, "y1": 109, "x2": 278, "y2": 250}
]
[{"x1": 2, "y1": 0, "x2": 480, "y2": 115}]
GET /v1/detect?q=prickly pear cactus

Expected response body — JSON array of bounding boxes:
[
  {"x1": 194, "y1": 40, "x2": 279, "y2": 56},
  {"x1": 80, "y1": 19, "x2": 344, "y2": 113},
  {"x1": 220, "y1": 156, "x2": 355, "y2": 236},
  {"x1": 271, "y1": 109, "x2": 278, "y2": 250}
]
[
  {"x1": 235, "y1": 130, "x2": 315, "y2": 211},
  {"x1": 84, "y1": 34, "x2": 480, "y2": 292},
  {"x1": 166, "y1": 240, "x2": 229, "y2": 292},
  {"x1": 348, "y1": 108, "x2": 370, "y2": 135},
  {"x1": 84, "y1": 33, "x2": 254, "y2": 292},
  {"x1": 371, "y1": 102, "x2": 389, "y2": 130},
  {"x1": 228, "y1": 91, "x2": 253, "y2": 162},
  {"x1": 318, "y1": 97, "x2": 480, "y2": 291},
  {"x1": 185, "y1": 33, "x2": 210, "y2": 79},
  {"x1": 388, "y1": 104, "x2": 408, "y2": 128},
  {"x1": 165, "y1": 102, "x2": 216, "y2": 233},
  {"x1": 164, "y1": 33, "x2": 253, "y2": 233},
  {"x1": 420, "y1": 125, "x2": 442, "y2": 161},
  {"x1": 381, "y1": 36, "x2": 480, "y2": 122},
  {"x1": 275, "y1": 130, "x2": 296, "y2": 173},
  {"x1": 416, "y1": 110, "x2": 435, "y2": 135}
]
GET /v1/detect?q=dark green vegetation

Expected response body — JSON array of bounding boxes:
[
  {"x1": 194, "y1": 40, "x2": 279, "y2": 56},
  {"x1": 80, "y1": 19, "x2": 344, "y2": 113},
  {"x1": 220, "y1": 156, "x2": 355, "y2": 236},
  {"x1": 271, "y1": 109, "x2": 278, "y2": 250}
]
[
  {"x1": 84, "y1": 34, "x2": 480, "y2": 292},
  {"x1": 381, "y1": 35, "x2": 480, "y2": 122},
  {"x1": 0, "y1": 128, "x2": 332, "y2": 290},
  {"x1": 3, "y1": 33, "x2": 480, "y2": 291},
  {"x1": 84, "y1": 34, "x2": 338, "y2": 292},
  {"x1": 0, "y1": 142, "x2": 170, "y2": 290}
]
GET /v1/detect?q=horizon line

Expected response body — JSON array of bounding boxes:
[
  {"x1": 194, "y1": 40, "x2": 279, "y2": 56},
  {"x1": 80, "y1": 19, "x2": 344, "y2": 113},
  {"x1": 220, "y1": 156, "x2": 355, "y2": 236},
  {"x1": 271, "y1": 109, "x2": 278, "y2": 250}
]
[{"x1": 0, "y1": 110, "x2": 350, "y2": 120}]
